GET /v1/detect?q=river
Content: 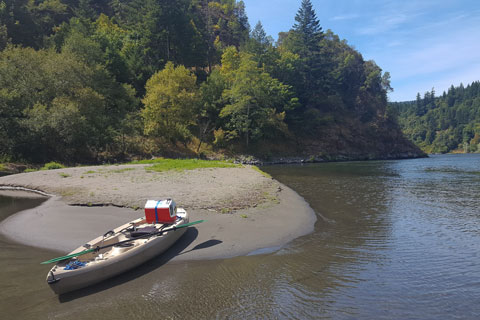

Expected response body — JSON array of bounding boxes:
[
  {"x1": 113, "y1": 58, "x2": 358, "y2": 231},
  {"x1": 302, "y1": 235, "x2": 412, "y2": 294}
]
[{"x1": 1, "y1": 154, "x2": 479, "y2": 319}]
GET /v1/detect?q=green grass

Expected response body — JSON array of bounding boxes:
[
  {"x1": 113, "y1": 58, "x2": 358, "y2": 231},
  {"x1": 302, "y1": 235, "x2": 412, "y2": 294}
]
[
  {"x1": 22, "y1": 161, "x2": 65, "y2": 173},
  {"x1": 42, "y1": 162, "x2": 65, "y2": 170},
  {"x1": 109, "y1": 168, "x2": 135, "y2": 173},
  {"x1": 130, "y1": 158, "x2": 240, "y2": 173},
  {"x1": 0, "y1": 163, "x2": 6, "y2": 171},
  {"x1": 128, "y1": 158, "x2": 168, "y2": 164},
  {"x1": 58, "y1": 172, "x2": 70, "y2": 178},
  {"x1": 251, "y1": 165, "x2": 271, "y2": 178}
]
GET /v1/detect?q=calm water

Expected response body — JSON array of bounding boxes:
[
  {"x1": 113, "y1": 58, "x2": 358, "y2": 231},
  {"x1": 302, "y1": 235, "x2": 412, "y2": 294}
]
[{"x1": 1, "y1": 154, "x2": 479, "y2": 319}]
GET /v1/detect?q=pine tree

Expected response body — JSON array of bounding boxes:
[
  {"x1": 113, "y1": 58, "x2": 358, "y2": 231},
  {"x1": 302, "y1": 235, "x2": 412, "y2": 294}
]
[
  {"x1": 415, "y1": 92, "x2": 424, "y2": 116},
  {"x1": 245, "y1": 21, "x2": 271, "y2": 61},
  {"x1": 251, "y1": 21, "x2": 268, "y2": 46},
  {"x1": 430, "y1": 87, "x2": 436, "y2": 109},
  {"x1": 293, "y1": 0, "x2": 323, "y2": 53}
]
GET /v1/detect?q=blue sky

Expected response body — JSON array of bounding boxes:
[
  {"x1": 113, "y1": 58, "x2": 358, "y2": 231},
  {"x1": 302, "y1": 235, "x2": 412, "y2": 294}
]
[{"x1": 242, "y1": 0, "x2": 480, "y2": 102}]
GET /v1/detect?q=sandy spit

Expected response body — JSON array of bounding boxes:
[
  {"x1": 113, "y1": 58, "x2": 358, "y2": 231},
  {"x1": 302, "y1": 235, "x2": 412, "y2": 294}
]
[{"x1": 0, "y1": 164, "x2": 316, "y2": 260}]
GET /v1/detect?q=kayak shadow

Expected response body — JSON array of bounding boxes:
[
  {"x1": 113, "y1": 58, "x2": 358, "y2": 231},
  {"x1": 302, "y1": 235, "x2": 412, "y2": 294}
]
[
  {"x1": 58, "y1": 227, "x2": 200, "y2": 302},
  {"x1": 177, "y1": 239, "x2": 223, "y2": 255}
]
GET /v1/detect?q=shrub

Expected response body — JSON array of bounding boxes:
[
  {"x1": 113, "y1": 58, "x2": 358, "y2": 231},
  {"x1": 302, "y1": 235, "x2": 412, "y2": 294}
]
[{"x1": 42, "y1": 162, "x2": 65, "y2": 170}]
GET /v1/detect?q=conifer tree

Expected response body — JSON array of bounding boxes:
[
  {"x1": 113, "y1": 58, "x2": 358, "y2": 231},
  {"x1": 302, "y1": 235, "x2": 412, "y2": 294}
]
[
  {"x1": 251, "y1": 21, "x2": 268, "y2": 45},
  {"x1": 293, "y1": 0, "x2": 323, "y2": 53}
]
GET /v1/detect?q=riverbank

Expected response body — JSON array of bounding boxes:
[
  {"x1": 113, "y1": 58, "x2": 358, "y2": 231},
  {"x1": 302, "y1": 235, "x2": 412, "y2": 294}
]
[{"x1": 0, "y1": 164, "x2": 316, "y2": 260}]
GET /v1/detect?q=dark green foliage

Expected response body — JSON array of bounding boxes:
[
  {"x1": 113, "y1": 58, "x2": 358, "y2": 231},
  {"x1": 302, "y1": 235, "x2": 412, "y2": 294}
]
[
  {"x1": 219, "y1": 47, "x2": 296, "y2": 147},
  {"x1": 293, "y1": 0, "x2": 323, "y2": 53},
  {"x1": 392, "y1": 81, "x2": 480, "y2": 153},
  {"x1": 0, "y1": 45, "x2": 137, "y2": 162},
  {"x1": 0, "y1": 0, "x2": 416, "y2": 162}
]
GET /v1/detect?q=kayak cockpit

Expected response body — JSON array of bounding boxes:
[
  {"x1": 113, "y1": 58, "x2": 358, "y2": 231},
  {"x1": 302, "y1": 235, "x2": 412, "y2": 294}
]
[{"x1": 45, "y1": 203, "x2": 191, "y2": 294}]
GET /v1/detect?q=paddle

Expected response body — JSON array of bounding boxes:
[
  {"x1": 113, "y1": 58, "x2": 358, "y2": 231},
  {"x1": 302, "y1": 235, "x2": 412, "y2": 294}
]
[{"x1": 40, "y1": 220, "x2": 205, "y2": 265}]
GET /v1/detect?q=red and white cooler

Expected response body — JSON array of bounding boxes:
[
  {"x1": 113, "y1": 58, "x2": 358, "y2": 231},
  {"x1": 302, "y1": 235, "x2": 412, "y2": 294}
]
[{"x1": 144, "y1": 199, "x2": 177, "y2": 224}]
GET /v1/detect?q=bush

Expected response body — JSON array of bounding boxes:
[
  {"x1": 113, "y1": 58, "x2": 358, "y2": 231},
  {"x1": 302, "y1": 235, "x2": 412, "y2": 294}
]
[
  {"x1": 42, "y1": 162, "x2": 65, "y2": 170},
  {"x1": 213, "y1": 129, "x2": 226, "y2": 147}
]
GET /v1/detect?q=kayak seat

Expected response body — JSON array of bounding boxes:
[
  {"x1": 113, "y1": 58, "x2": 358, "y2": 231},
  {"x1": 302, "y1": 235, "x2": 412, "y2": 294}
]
[
  {"x1": 130, "y1": 226, "x2": 157, "y2": 238},
  {"x1": 114, "y1": 242, "x2": 134, "y2": 248}
]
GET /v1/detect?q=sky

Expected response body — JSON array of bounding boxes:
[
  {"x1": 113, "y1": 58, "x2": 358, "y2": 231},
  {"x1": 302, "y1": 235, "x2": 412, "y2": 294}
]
[{"x1": 242, "y1": 0, "x2": 480, "y2": 102}]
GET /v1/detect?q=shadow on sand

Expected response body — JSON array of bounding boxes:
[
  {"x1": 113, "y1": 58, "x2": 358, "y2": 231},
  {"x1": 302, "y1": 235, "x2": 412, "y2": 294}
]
[
  {"x1": 177, "y1": 239, "x2": 223, "y2": 256},
  {"x1": 58, "y1": 227, "x2": 222, "y2": 302}
]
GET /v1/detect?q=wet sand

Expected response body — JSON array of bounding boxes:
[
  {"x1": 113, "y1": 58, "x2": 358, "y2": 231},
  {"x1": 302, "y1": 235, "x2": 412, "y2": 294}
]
[{"x1": 0, "y1": 164, "x2": 316, "y2": 260}]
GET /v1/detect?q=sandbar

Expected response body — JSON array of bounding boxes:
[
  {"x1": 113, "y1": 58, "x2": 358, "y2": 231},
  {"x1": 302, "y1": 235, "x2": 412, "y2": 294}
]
[{"x1": 0, "y1": 164, "x2": 316, "y2": 260}]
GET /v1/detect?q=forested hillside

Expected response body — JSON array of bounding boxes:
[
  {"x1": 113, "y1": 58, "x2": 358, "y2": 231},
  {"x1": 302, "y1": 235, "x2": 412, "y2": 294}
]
[
  {"x1": 0, "y1": 0, "x2": 423, "y2": 163},
  {"x1": 391, "y1": 81, "x2": 480, "y2": 154}
]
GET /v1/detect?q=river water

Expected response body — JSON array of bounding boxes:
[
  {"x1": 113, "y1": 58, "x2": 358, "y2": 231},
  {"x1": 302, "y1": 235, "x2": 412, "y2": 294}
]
[{"x1": 1, "y1": 154, "x2": 479, "y2": 319}]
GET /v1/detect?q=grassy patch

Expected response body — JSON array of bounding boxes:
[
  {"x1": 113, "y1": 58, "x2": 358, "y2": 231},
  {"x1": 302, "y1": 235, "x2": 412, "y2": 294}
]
[
  {"x1": 42, "y1": 162, "x2": 65, "y2": 170},
  {"x1": 128, "y1": 158, "x2": 167, "y2": 164},
  {"x1": 134, "y1": 158, "x2": 240, "y2": 173},
  {"x1": 0, "y1": 163, "x2": 6, "y2": 171},
  {"x1": 23, "y1": 162, "x2": 65, "y2": 173},
  {"x1": 263, "y1": 191, "x2": 280, "y2": 204},
  {"x1": 84, "y1": 170, "x2": 96, "y2": 174},
  {"x1": 109, "y1": 167, "x2": 135, "y2": 173},
  {"x1": 251, "y1": 165, "x2": 271, "y2": 178},
  {"x1": 58, "y1": 172, "x2": 70, "y2": 178},
  {"x1": 240, "y1": 214, "x2": 248, "y2": 218}
]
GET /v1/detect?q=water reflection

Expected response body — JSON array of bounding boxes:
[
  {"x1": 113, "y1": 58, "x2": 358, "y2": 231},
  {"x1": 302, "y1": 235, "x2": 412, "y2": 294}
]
[
  {"x1": 1, "y1": 155, "x2": 480, "y2": 319},
  {"x1": 262, "y1": 156, "x2": 480, "y2": 319}
]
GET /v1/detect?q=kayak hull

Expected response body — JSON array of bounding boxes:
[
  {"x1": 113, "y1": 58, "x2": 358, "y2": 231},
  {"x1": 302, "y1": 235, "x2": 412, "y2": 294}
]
[{"x1": 46, "y1": 209, "x2": 189, "y2": 294}]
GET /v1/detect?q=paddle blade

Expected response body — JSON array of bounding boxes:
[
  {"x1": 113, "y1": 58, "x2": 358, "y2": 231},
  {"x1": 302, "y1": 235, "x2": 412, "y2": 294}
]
[
  {"x1": 40, "y1": 248, "x2": 95, "y2": 265},
  {"x1": 176, "y1": 219, "x2": 205, "y2": 229}
]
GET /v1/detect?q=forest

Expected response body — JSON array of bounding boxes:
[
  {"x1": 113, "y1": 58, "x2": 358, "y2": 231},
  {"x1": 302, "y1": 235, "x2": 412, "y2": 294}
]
[
  {"x1": 0, "y1": 0, "x2": 421, "y2": 163},
  {"x1": 391, "y1": 81, "x2": 480, "y2": 154}
]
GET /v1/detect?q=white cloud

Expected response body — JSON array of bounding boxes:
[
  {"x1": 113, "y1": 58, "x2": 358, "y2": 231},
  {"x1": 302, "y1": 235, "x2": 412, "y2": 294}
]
[
  {"x1": 387, "y1": 21, "x2": 480, "y2": 80},
  {"x1": 330, "y1": 14, "x2": 359, "y2": 21},
  {"x1": 386, "y1": 40, "x2": 403, "y2": 47}
]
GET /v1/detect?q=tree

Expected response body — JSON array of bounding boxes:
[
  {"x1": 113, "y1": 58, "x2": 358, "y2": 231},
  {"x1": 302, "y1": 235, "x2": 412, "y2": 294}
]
[
  {"x1": 219, "y1": 48, "x2": 296, "y2": 147},
  {"x1": 393, "y1": 80, "x2": 480, "y2": 154},
  {"x1": 415, "y1": 92, "x2": 424, "y2": 116},
  {"x1": 381, "y1": 72, "x2": 393, "y2": 93},
  {"x1": 292, "y1": 0, "x2": 323, "y2": 54},
  {"x1": 277, "y1": 0, "x2": 325, "y2": 111},
  {"x1": 142, "y1": 62, "x2": 199, "y2": 145},
  {"x1": 197, "y1": 69, "x2": 227, "y2": 151},
  {"x1": 0, "y1": 45, "x2": 136, "y2": 162},
  {"x1": 0, "y1": 1, "x2": 8, "y2": 50}
]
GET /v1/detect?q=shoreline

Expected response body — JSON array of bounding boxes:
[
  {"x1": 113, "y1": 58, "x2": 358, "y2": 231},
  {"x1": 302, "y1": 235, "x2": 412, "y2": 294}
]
[
  {"x1": 236, "y1": 152, "x2": 427, "y2": 165},
  {"x1": 0, "y1": 165, "x2": 317, "y2": 261},
  {"x1": 0, "y1": 151, "x2": 428, "y2": 176}
]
